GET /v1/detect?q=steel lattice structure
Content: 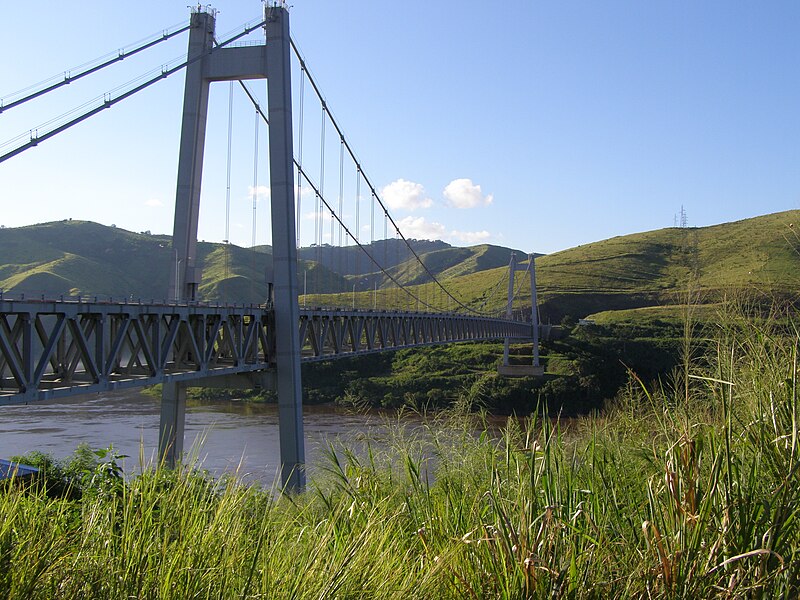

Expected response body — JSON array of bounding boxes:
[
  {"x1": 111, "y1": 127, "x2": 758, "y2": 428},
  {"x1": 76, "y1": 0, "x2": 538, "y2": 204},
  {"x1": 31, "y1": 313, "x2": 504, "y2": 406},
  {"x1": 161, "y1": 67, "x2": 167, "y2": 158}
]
[
  {"x1": 0, "y1": 300, "x2": 532, "y2": 405},
  {"x1": 299, "y1": 308, "x2": 531, "y2": 361},
  {"x1": 0, "y1": 300, "x2": 274, "y2": 405}
]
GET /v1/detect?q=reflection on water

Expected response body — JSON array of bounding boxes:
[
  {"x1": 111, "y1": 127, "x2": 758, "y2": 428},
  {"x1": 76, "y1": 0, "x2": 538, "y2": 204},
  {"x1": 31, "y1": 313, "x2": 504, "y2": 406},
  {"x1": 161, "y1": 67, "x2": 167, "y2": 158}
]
[{"x1": 0, "y1": 390, "x2": 491, "y2": 485}]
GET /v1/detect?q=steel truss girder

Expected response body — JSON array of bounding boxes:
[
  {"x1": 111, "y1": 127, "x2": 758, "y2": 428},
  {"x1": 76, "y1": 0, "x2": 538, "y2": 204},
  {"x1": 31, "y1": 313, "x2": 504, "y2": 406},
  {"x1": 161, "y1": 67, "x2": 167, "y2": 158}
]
[
  {"x1": 0, "y1": 301, "x2": 274, "y2": 405},
  {"x1": 297, "y1": 309, "x2": 531, "y2": 362},
  {"x1": 0, "y1": 301, "x2": 531, "y2": 404}
]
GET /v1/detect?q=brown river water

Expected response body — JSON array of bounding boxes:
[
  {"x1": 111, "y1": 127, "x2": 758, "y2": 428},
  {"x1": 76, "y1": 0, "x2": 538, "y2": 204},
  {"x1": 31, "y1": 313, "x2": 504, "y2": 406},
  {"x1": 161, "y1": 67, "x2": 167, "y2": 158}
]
[{"x1": 0, "y1": 390, "x2": 509, "y2": 486}]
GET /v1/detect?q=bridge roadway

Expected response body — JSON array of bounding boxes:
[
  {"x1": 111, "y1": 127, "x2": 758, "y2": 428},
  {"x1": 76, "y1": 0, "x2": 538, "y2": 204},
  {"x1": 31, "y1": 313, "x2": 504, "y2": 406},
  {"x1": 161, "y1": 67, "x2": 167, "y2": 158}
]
[{"x1": 0, "y1": 297, "x2": 533, "y2": 405}]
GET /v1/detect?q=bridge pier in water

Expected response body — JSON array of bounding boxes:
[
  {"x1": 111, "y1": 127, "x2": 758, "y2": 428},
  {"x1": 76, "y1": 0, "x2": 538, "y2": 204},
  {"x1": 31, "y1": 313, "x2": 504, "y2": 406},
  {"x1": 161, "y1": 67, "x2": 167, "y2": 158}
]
[
  {"x1": 162, "y1": 4, "x2": 305, "y2": 489},
  {"x1": 159, "y1": 381, "x2": 186, "y2": 466}
]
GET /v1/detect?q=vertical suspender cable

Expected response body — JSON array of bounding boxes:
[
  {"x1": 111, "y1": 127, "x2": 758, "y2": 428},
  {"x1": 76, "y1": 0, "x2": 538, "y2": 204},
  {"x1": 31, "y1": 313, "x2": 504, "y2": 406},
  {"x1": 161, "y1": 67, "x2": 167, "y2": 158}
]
[
  {"x1": 224, "y1": 81, "x2": 234, "y2": 303},
  {"x1": 329, "y1": 209, "x2": 334, "y2": 282},
  {"x1": 355, "y1": 167, "x2": 361, "y2": 301},
  {"x1": 383, "y1": 213, "x2": 388, "y2": 310},
  {"x1": 338, "y1": 138, "x2": 344, "y2": 247},
  {"x1": 296, "y1": 67, "x2": 305, "y2": 244},
  {"x1": 371, "y1": 192, "x2": 376, "y2": 309},
  {"x1": 396, "y1": 226, "x2": 401, "y2": 308},
  {"x1": 317, "y1": 105, "x2": 326, "y2": 286},
  {"x1": 295, "y1": 69, "x2": 306, "y2": 306},
  {"x1": 337, "y1": 137, "x2": 344, "y2": 294},
  {"x1": 252, "y1": 109, "x2": 259, "y2": 249},
  {"x1": 312, "y1": 187, "x2": 319, "y2": 296},
  {"x1": 329, "y1": 206, "x2": 335, "y2": 303},
  {"x1": 251, "y1": 108, "x2": 259, "y2": 301}
]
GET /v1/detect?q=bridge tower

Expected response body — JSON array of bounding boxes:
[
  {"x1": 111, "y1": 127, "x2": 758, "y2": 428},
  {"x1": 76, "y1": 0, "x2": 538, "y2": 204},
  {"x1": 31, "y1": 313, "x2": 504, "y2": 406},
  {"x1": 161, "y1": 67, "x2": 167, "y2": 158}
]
[
  {"x1": 498, "y1": 253, "x2": 544, "y2": 377},
  {"x1": 162, "y1": 3, "x2": 305, "y2": 489}
]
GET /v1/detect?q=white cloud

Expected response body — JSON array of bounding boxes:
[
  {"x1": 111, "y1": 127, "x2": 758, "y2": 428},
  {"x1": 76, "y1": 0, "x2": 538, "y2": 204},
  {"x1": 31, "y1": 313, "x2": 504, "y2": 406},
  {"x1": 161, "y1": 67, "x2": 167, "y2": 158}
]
[
  {"x1": 443, "y1": 178, "x2": 493, "y2": 209},
  {"x1": 295, "y1": 185, "x2": 315, "y2": 200},
  {"x1": 144, "y1": 198, "x2": 163, "y2": 208},
  {"x1": 397, "y1": 216, "x2": 491, "y2": 245},
  {"x1": 248, "y1": 185, "x2": 270, "y2": 202},
  {"x1": 398, "y1": 216, "x2": 447, "y2": 240},
  {"x1": 451, "y1": 229, "x2": 491, "y2": 244},
  {"x1": 381, "y1": 179, "x2": 433, "y2": 211}
]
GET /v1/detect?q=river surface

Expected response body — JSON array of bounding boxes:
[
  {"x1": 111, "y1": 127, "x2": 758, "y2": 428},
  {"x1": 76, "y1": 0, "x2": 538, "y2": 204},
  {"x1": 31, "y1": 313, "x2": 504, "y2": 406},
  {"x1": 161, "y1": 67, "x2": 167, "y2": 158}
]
[{"x1": 0, "y1": 390, "x2": 501, "y2": 486}]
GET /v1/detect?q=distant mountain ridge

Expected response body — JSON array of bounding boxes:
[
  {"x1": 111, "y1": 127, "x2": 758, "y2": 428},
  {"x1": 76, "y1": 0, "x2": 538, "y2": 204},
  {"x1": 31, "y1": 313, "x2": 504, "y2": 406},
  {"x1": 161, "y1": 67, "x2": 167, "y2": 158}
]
[
  {"x1": 2, "y1": 211, "x2": 797, "y2": 322},
  {"x1": 0, "y1": 221, "x2": 522, "y2": 302},
  {"x1": 425, "y1": 210, "x2": 800, "y2": 321}
]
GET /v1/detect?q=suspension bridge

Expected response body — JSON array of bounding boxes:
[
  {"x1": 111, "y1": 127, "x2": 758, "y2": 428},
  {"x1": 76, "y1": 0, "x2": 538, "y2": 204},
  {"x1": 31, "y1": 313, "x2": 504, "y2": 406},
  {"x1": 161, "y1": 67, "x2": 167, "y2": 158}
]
[{"x1": 0, "y1": 3, "x2": 542, "y2": 490}]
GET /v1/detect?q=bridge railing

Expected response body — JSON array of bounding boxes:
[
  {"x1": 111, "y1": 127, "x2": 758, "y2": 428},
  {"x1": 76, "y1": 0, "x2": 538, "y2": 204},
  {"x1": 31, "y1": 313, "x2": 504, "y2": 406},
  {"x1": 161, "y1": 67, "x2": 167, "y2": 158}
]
[
  {"x1": 298, "y1": 308, "x2": 532, "y2": 361},
  {"x1": 0, "y1": 299, "x2": 273, "y2": 404},
  {"x1": 0, "y1": 299, "x2": 532, "y2": 404}
]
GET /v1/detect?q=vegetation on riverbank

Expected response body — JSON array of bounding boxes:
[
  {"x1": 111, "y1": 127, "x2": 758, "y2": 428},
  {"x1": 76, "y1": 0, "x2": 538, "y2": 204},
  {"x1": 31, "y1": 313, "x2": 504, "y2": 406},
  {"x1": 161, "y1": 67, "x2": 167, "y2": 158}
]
[
  {"x1": 2, "y1": 302, "x2": 799, "y2": 598},
  {"x1": 142, "y1": 308, "x2": 686, "y2": 414}
]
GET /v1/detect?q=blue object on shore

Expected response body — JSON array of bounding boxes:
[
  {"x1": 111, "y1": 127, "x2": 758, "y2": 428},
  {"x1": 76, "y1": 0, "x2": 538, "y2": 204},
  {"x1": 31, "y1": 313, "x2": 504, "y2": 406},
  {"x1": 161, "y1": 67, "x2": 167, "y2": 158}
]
[{"x1": 0, "y1": 459, "x2": 39, "y2": 480}]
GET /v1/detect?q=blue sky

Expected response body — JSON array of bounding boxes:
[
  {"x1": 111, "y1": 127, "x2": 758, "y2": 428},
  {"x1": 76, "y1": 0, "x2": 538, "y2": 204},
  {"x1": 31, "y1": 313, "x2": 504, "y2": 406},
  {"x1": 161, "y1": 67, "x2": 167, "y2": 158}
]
[{"x1": 1, "y1": 1, "x2": 798, "y2": 254}]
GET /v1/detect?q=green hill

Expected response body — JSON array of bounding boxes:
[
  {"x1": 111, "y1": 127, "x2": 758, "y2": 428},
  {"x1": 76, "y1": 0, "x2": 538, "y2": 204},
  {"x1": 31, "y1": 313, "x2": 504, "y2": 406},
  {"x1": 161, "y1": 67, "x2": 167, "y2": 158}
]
[
  {"x1": 298, "y1": 238, "x2": 449, "y2": 276},
  {"x1": 2, "y1": 212, "x2": 798, "y2": 321},
  {"x1": 0, "y1": 221, "x2": 171, "y2": 299},
  {"x1": 447, "y1": 210, "x2": 800, "y2": 321},
  {"x1": 0, "y1": 221, "x2": 349, "y2": 303},
  {"x1": 305, "y1": 210, "x2": 800, "y2": 320},
  {"x1": 0, "y1": 221, "x2": 522, "y2": 302},
  {"x1": 352, "y1": 243, "x2": 527, "y2": 290}
]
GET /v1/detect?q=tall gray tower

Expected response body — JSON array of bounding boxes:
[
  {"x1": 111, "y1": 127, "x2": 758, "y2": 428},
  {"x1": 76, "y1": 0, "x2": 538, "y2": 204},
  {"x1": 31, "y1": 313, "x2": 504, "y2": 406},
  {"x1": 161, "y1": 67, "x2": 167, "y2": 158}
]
[{"x1": 161, "y1": 4, "x2": 305, "y2": 490}]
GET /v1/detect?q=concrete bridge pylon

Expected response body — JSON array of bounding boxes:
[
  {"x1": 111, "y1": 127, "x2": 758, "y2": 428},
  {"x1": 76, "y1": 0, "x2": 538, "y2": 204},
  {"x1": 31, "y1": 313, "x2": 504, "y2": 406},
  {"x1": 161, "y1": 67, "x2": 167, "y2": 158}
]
[{"x1": 162, "y1": 4, "x2": 305, "y2": 490}]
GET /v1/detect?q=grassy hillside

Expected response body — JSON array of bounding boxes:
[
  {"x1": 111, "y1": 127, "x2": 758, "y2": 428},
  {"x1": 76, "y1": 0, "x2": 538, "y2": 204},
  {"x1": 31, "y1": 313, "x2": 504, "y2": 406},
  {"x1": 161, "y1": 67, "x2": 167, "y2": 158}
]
[
  {"x1": 297, "y1": 238, "x2": 449, "y2": 276},
  {"x1": 365, "y1": 243, "x2": 526, "y2": 289},
  {"x1": 367, "y1": 210, "x2": 800, "y2": 321},
  {"x1": 2, "y1": 212, "x2": 797, "y2": 319},
  {"x1": 0, "y1": 221, "x2": 521, "y2": 302},
  {"x1": 0, "y1": 221, "x2": 349, "y2": 302},
  {"x1": 0, "y1": 221, "x2": 172, "y2": 299}
]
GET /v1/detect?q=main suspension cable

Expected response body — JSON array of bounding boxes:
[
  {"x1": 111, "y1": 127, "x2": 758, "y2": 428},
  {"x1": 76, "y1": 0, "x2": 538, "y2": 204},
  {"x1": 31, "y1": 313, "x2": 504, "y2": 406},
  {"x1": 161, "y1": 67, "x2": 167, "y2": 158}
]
[
  {"x1": 289, "y1": 36, "x2": 485, "y2": 315},
  {"x1": 474, "y1": 267, "x2": 512, "y2": 315},
  {"x1": 293, "y1": 161, "x2": 439, "y2": 312},
  {"x1": 0, "y1": 21, "x2": 191, "y2": 114},
  {"x1": 0, "y1": 18, "x2": 266, "y2": 164},
  {"x1": 235, "y1": 42, "x2": 512, "y2": 315}
]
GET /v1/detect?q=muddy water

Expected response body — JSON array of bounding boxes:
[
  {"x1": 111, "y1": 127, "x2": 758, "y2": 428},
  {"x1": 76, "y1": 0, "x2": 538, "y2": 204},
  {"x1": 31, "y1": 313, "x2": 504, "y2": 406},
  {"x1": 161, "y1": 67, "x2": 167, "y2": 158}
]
[{"x1": 0, "y1": 390, "x2": 484, "y2": 485}]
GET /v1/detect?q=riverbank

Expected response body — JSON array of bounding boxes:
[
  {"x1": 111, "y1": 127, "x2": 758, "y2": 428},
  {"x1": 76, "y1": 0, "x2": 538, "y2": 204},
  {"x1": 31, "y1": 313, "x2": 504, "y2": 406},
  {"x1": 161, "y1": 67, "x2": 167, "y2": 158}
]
[
  {"x1": 142, "y1": 326, "x2": 686, "y2": 418},
  {"x1": 0, "y1": 395, "x2": 486, "y2": 484},
  {"x1": 2, "y1": 306, "x2": 799, "y2": 597}
]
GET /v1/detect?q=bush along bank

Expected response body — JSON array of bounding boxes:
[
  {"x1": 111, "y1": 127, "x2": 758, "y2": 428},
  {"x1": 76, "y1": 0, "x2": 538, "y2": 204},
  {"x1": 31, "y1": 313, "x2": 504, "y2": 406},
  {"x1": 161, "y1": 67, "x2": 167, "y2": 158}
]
[
  {"x1": 311, "y1": 319, "x2": 686, "y2": 415},
  {"x1": 144, "y1": 317, "x2": 689, "y2": 417}
]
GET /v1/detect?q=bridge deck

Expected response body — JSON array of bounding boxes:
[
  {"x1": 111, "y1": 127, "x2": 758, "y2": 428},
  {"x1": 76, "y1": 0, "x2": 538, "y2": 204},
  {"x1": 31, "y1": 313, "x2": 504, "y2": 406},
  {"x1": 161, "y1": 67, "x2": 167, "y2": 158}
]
[{"x1": 0, "y1": 299, "x2": 532, "y2": 405}]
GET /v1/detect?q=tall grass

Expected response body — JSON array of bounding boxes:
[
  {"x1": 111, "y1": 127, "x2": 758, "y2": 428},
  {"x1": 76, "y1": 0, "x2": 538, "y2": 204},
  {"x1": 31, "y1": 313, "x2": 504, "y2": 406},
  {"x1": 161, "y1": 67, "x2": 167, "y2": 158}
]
[{"x1": 2, "y1": 307, "x2": 799, "y2": 598}]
